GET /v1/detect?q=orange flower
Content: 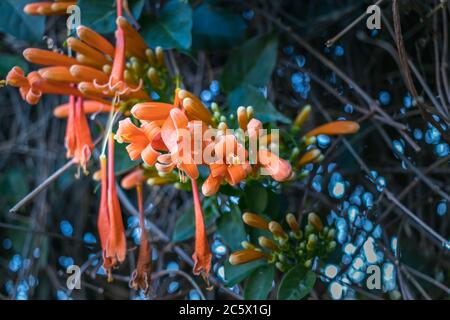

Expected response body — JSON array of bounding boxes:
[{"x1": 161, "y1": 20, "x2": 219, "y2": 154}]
[
  {"x1": 65, "y1": 97, "x2": 94, "y2": 171},
  {"x1": 23, "y1": 48, "x2": 78, "y2": 67},
  {"x1": 191, "y1": 179, "x2": 212, "y2": 277},
  {"x1": 202, "y1": 134, "x2": 249, "y2": 196},
  {"x1": 77, "y1": 26, "x2": 115, "y2": 59},
  {"x1": 305, "y1": 121, "x2": 360, "y2": 137},
  {"x1": 156, "y1": 108, "x2": 199, "y2": 180},
  {"x1": 131, "y1": 102, "x2": 176, "y2": 125},
  {"x1": 122, "y1": 168, "x2": 152, "y2": 294},
  {"x1": 258, "y1": 149, "x2": 292, "y2": 182},
  {"x1": 116, "y1": 118, "x2": 163, "y2": 166},
  {"x1": 54, "y1": 100, "x2": 112, "y2": 118},
  {"x1": 106, "y1": 133, "x2": 127, "y2": 271},
  {"x1": 177, "y1": 89, "x2": 214, "y2": 125},
  {"x1": 24, "y1": 1, "x2": 76, "y2": 16}
]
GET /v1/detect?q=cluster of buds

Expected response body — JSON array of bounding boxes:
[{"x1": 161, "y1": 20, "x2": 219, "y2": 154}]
[
  {"x1": 288, "y1": 105, "x2": 360, "y2": 173},
  {"x1": 229, "y1": 212, "x2": 336, "y2": 272}
]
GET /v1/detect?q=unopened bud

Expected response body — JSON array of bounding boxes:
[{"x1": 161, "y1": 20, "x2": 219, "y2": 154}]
[
  {"x1": 147, "y1": 67, "x2": 161, "y2": 87},
  {"x1": 294, "y1": 105, "x2": 311, "y2": 129},
  {"x1": 327, "y1": 241, "x2": 337, "y2": 253},
  {"x1": 242, "y1": 212, "x2": 269, "y2": 230},
  {"x1": 285, "y1": 213, "x2": 299, "y2": 232},
  {"x1": 307, "y1": 234, "x2": 318, "y2": 251},
  {"x1": 229, "y1": 249, "x2": 269, "y2": 265},
  {"x1": 102, "y1": 64, "x2": 112, "y2": 75},
  {"x1": 155, "y1": 46, "x2": 165, "y2": 66},
  {"x1": 246, "y1": 106, "x2": 254, "y2": 120},
  {"x1": 237, "y1": 106, "x2": 247, "y2": 130},
  {"x1": 269, "y1": 221, "x2": 288, "y2": 239},
  {"x1": 308, "y1": 212, "x2": 323, "y2": 231},
  {"x1": 145, "y1": 48, "x2": 156, "y2": 66},
  {"x1": 258, "y1": 236, "x2": 278, "y2": 251}
]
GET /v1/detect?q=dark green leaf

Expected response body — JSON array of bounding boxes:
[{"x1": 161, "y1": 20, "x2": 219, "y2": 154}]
[
  {"x1": 78, "y1": 0, "x2": 145, "y2": 34},
  {"x1": 172, "y1": 198, "x2": 218, "y2": 242},
  {"x1": 0, "y1": 0, "x2": 45, "y2": 42},
  {"x1": 224, "y1": 258, "x2": 267, "y2": 287},
  {"x1": 0, "y1": 54, "x2": 28, "y2": 77},
  {"x1": 242, "y1": 181, "x2": 268, "y2": 214},
  {"x1": 192, "y1": 0, "x2": 247, "y2": 51},
  {"x1": 114, "y1": 142, "x2": 136, "y2": 175},
  {"x1": 277, "y1": 264, "x2": 316, "y2": 300},
  {"x1": 140, "y1": 0, "x2": 192, "y2": 50},
  {"x1": 264, "y1": 189, "x2": 288, "y2": 221},
  {"x1": 221, "y1": 34, "x2": 278, "y2": 92},
  {"x1": 244, "y1": 265, "x2": 275, "y2": 300},
  {"x1": 216, "y1": 206, "x2": 246, "y2": 251},
  {"x1": 227, "y1": 84, "x2": 291, "y2": 124}
]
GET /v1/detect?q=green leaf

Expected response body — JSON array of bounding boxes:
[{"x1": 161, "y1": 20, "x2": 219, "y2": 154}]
[
  {"x1": 140, "y1": 0, "x2": 192, "y2": 50},
  {"x1": 221, "y1": 34, "x2": 278, "y2": 92},
  {"x1": 224, "y1": 259, "x2": 267, "y2": 287},
  {"x1": 242, "y1": 181, "x2": 268, "y2": 214},
  {"x1": 192, "y1": 0, "x2": 247, "y2": 51},
  {"x1": 172, "y1": 198, "x2": 218, "y2": 242},
  {"x1": 277, "y1": 265, "x2": 316, "y2": 300},
  {"x1": 244, "y1": 265, "x2": 275, "y2": 300},
  {"x1": 227, "y1": 84, "x2": 291, "y2": 124},
  {"x1": 216, "y1": 206, "x2": 246, "y2": 251},
  {"x1": 114, "y1": 142, "x2": 136, "y2": 175},
  {"x1": 78, "y1": 0, "x2": 145, "y2": 34},
  {"x1": 0, "y1": 54, "x2": 28, "y2": 77},
  {"x1": 0, "y1": 0, "x2": 45, "y2": 42}
]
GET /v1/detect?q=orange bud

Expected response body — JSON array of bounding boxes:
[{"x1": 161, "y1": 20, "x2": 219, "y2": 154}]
[
  {"x1": 237, "y1": 106, "x2": 247, "y2": 130},
  {"x1": 54, "y1": 100, "x2": 112, "y2": 118},
  {"x1": 269, "y1": 221, "x2": 288, "y2": 239},
  {"x1": 229, "y1": 249, "x2": 269, "y2": 265},
  {"x1": 305, "y1": 121, "x2": 360, "y2": 137},
  {"x1": 297, "y1": 149, "x2": 321, "y2": 168},
  {"x1": 77, "y1": 26, "x2": 115, "y2": 58},
  {"x1": 38, "y1": 66, "x2": 78, "y2": 83},
  {"x1": 69, "y1": 65, "x2": 109, "y2": 83},
  {"x1": 76, "y1": 53, "x2": 105, "y2": 70},
  {"x1": 242, "y1": 212, "x2": 269, "y2": 231},
  {"x1": 258, "y1": 236, "x2": 279, "y2": 251},
  {"x1": 178, "y1": 89, "x2": 213, "y2": 125},
  {"x1": 51, "y1": 2, "x2": 77, "y2": 14},
  {"x1": 23, "y1": 48, "x2": 78, "y2": 67},
  {"x1": 286, "y1": 213, "x2": 299, "y2": 232},
  {"x1": 308, "y1": 212, "x2": 323, "y2": 231},
  {"x1": 67, "y1": 37, "x2": 110, "y2": 66},
  {"x1": 121, "y1": 168, "x2": 145, "y2": 190}
]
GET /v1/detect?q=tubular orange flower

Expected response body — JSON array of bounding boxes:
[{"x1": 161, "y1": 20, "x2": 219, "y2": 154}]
[
  {"x1": 67, "y1": 37, "x2": 110, "y2": 67},
  {"x1": 69, "y1": 65, "x2": 110, "y2": 83},
  {"x1": 191, "y1": 179, "x2": 212, "y2": 277},
  {"x1": 242, "y1": 212, "x2": 270, "y2": 231},
  {"x1": 77, "y1": 26, "x2": 115, "y2": 59},
  {"x1": 121, "y1": 168, "x2": 152, "y2": 294},
  {"x1": 156, "y1": 108, "x2": 199, "y2": 180},
  {"x1": 64, "y1": 95, "x2": 77, "y2": 158},
  {"x1": 72, "y1": 97, "x2": 94, "y2": 171},
  {"x1": 258, "y1": 149, "x2": 292, "y2": 182},
  {"x1": 23, "y1": 48, "x2": 78, "y2": 67},
  {"x1": 131, "y1": 102, "x2": 176, "y2": 123},
  {"x1": 116, "y1": 118, "x2": 163, "y2": 166},
  {"x1": 105, "y1": 133, "x2": 127, "y2": 267},
  {"x1": 97, "y1": 155, "x2": 113, "y2": 278},
  {"x1": 76, "y1": 53, "x2": 106, "y2": 70},
  {"x1": 54, "y1": 100, "x2": 112, "y2": 118},
  {"x1": 305, "y1": 120, "x2": 360, "y2": 137},
  {"x1": 229, "y1": 249, "x2": 269, "y2": 265},
  {"x1": 116, "y1": 16, "x2": 147, "y2": 60},
  {"x1": 202, "y1": 134, "x2": 249, "y2": 196},
  {"x1": 24, "y1": 1, "x2": 76, "y2": 15},
  {"x1": 38, "y1": 66, "x2": 79, "y2": 83}
]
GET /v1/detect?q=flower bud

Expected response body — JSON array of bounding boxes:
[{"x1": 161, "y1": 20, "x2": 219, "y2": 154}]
[
  {"x1": 285, "y1": 213, "x2": 299, "y2": 232},
  {"x1": 305, "y1": 121, "x2": 360, "y2": 138},
  {"x1": 258, "y1": 236, "x2": 278, "y2": 251},
  {"x1": 145, "y1": 48, "x2": 156, "y2": 66},
  {"x1": 269, "y1": 221, "x2": 288, "y2": 239},
  {"x1": 237, "y1": 106, "x2": 247, "y2": 130},
  {"x1": 147, "y1": 67, "x2": 161, "y2": 87},
  {"x1": 293, "y1": 105, "x2": 311, "y2": 129},
  {"x1": 327, "y1": 228, "x2": 336, "y2": 240},
  {"x1": 155, "y1": 46, "x2": 165, "y2": 66},
  {"x1": 229, "y1": 249, "x2": 269, "y2": 265},
  {"x1": 307, "y1": 234, "x2": 318, "y2": 251},
  {"x1": 246, "y1": 106, "x2": 254, "y2": 120},
  {"x1": 308, "y1": 212, "x2": 323, "y2": 231},
  {"x1": 242, "y1": 212, "x2": 269, "y2": 231},
  {"x1": 327, "y1": 241, "x2": 337, "y2": 253},
  {"x1": 297, "y1": 149, "x2": 321, "y2": 168},
  {"x1": 241, "y1": 241, "x2": 256, "y2": 250}
]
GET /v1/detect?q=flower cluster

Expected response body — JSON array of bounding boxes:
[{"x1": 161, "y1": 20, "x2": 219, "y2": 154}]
[{"x1": 230, "y1": 212, "x2": 336, "y2": 272}]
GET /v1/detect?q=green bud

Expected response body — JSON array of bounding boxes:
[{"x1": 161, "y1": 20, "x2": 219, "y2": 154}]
[
  {"x1": 307, "y1": 234, "x2": 318, "y2": 251},
  {"x1": 305, "y1": 224, "x2": 314, "y2": 236},
  {"x1": 327, "y1": 241, "x2": 337, "y2": 253},
  {"x1": 211, "y1": 102, "x2": 219, "y2": 113},
  {"x1": 327, "y1": 228, "x2": 336, "y2": 240},
  {"x1": 304, "y1": 259, "x2": 312, "y2": 268}
]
